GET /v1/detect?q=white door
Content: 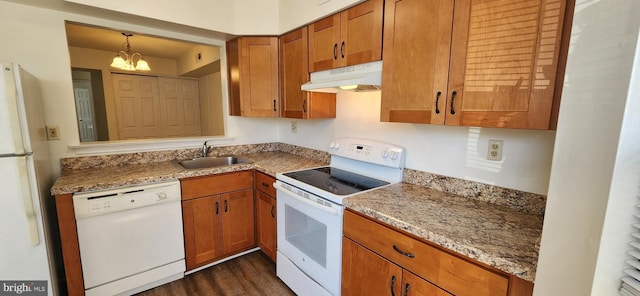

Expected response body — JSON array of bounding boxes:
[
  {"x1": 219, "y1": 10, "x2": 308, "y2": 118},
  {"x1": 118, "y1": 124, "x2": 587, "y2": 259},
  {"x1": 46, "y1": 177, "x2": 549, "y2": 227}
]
[
  {"x1": 112, "y1": 74, "x2": 162, "y2": 140},
  {"x1": 73, "y1": 80, "x2": 96, "y2": 142},
  {"x1": 158, "y1": 77, "x2": 201, "y2": 137}
]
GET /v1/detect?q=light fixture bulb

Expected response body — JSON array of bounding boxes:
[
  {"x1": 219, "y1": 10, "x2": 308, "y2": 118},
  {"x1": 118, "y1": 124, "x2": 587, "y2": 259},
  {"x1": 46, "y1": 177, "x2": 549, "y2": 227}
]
[
  {"x1": 110, "y1": 56, "x2": 126, "y2": 68},
  {"x1": 135, "y1": 58, "x2": 151, "y2": 71},
  {"x1": 339, "y1": 84, "x2": 358, "y2": 90}
]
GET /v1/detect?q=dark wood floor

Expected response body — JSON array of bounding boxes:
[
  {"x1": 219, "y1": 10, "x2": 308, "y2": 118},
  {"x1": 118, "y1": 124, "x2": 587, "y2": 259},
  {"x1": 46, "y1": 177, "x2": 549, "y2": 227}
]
[{"x1": 136, "y1": 251, "x2": 295, "y2": 296}]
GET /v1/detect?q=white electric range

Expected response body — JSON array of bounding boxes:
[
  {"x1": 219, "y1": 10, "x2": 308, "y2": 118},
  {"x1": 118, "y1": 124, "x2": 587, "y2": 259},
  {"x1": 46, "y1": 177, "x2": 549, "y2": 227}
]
[{"x1": 275, "y1": 138, "x2": 405, "y2": 296}]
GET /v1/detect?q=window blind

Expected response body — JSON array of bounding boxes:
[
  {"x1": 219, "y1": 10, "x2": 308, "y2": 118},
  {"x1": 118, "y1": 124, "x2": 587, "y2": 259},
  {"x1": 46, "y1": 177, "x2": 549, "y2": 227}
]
[{"x1": 621, "y1": 210, "x2": 640, "y2": 295}]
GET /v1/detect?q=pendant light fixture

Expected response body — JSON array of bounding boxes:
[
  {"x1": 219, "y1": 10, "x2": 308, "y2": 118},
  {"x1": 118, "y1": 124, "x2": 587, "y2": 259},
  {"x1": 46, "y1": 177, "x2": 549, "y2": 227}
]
[{"x1": 110, "y1": 33, "x2": 151, "y2": 71}]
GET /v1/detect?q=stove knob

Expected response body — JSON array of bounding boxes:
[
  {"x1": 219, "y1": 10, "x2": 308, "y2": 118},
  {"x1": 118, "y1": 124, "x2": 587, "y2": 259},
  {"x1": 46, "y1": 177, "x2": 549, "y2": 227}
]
[
  {"x1": 382, "y1": 150, "x2": 389, "y2": 158},
  {"x1": 334, "y1": 142, "x2": 341, "y2": 150},
  {"x1": 329, "y1": 142, "x2": 336, "y2": 149},
  {"x1": 391, "y1": 151, "x2": 399, "y2": 160}
]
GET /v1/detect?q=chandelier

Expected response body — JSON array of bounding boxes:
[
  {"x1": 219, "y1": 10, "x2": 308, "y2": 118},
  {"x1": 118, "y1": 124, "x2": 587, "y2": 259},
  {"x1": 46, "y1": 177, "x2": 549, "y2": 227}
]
[{"x1": 110, "y1": 33, "x2": 151, "y2": 71}]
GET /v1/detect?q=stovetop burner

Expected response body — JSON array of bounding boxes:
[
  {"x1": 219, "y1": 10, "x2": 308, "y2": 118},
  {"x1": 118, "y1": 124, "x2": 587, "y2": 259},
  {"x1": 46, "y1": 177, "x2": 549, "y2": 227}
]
[{"x1": 283, "y1": 167, "x2": 389, "y2": 196}]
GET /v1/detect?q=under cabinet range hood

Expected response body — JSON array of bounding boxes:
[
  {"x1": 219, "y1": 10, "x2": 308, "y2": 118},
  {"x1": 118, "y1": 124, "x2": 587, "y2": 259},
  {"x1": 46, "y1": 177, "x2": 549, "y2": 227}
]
[{"x1": 301, "y1": 60, "x2": 382, "y2": 93}]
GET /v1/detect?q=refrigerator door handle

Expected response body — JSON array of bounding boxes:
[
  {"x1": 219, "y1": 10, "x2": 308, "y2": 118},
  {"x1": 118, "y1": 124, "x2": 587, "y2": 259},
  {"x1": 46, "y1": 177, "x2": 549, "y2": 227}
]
[{"x1": 17, "y1": 157, "x2": 40, "y2": 246}]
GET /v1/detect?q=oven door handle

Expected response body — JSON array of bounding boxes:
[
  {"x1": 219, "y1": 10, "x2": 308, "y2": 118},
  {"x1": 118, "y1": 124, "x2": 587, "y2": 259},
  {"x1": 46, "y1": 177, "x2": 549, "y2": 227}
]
[{"x1": 274, "y1": 183, "x2": 340, "y2": 216}]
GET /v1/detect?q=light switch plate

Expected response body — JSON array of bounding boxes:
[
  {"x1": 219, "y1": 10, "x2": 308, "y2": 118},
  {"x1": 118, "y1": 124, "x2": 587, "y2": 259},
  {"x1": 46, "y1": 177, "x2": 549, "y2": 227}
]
[{"x1": 46, "y1": 125, "x2": 60, "y2": 140}]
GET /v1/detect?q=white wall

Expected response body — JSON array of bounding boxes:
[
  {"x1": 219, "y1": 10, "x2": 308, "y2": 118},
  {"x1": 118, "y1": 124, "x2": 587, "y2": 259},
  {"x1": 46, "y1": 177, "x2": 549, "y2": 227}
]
[
  {"x1": 278, "y1": 92, "x2": 556, "y2": 194},
  {"x1": 534, "y1": 0, "x2": 640, "y2": 295}
]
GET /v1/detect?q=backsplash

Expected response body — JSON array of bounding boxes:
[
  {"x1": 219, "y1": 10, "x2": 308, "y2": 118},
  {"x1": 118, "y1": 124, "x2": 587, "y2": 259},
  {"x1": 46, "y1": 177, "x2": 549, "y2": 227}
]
[
  {"x1": 403, "y1": 168, "x2": 546, "y2": 216},
  {"x1": 59, "y1": 142, "x2": 327, "y2": 171},
  {"x1": 59, "y1": 142, "x2": 543, "y2": 215}
]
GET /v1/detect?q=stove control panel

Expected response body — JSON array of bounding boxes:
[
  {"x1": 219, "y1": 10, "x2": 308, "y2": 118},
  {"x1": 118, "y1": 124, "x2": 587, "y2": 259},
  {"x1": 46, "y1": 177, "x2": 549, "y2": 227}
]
[{"x1": 329, "y1": 138, "x2": 405, "y2": 169}]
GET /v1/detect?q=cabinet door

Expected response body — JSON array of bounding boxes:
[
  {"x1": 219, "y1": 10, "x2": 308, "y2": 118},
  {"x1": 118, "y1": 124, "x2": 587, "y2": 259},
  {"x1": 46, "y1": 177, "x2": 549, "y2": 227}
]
[
  {"x1": 340, "y1": 0, "x2": 384, "y2": 67},
  {"x1": 222, "y1": 189, "x2": 255, "y2": 254},
  {"x1": 380, "y1": 0, "x2": 455, "y2": 124},
  {"x1": 447, "y1": 0, "x2": 568, "y2": 129},
  {"x1": 255, "y1": 190, "x2": 276, "y2": 261},
  {"x1": 342, "y1": 237, "x2": 403, "y2": 296},
  {"x1": 308, "y1": 14, "x2": 342, "y2": 72},
  {"x1": 227, "y1": 37, "x2": 279, "y2": 117},
  {"x1": 309, "y1": 0, "x2": 384, "y2": 72},
  {"x1": 280, "y1": 27, "x2": 310, "y2": 118},
  {"x1": 182, "y1": 195, "x2": 223, "y2": 270},
  {"x1": 401, "y1": 270, "x2": 452, "y2": 296}
]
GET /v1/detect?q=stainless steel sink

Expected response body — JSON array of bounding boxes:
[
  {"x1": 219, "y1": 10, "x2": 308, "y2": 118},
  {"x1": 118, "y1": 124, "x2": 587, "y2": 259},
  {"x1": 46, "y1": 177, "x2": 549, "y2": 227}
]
[{"x1": 178, "y1": 156, "x2": 249, "y2": 170}]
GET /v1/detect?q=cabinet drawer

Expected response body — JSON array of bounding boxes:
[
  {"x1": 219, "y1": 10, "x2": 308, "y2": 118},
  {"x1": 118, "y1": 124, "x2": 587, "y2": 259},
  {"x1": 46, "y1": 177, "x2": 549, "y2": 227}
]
[
  {"x1": 181, "y1": 171, "x2": 253, "y2": 200},
  {"x1": 255, "y1": 171, "x2": 276, "y2": 197},
  {"x1": 343, "y1": 210, "x2": 508, "y2": 296}
]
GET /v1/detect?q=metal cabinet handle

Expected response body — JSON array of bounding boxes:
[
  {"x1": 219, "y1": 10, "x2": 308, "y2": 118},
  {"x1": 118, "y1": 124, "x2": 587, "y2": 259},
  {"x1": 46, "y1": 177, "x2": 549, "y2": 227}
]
[
  {"x1": 340, "y1": 41, "x2": 345, "y2": 58},
  {"x1": 393, "y1": 245, "x2": 415, "y2": 258},
  {"x1": 270, "y1": 205, "x2": 275, "y2": 218},
  {"x1": 273, "y1": 99, "x2": 277, "y2": 112},
  {"x1": 261, "y1": 182, "x2": 270, "y2": 188},
  {"x1": 390, "y1": 275, "x2": 397, "y2": 296},
  {"x1": 224, "y1": 200, "x2": 228, "y2": 212},
  {"x1": 404, "y1": 283, "x2": 411, "y2": 296},
  {"x1": 435, "y1": 91, "x2": 441, "y2": 114},
  {"x1": 333, "y1": 43, "x2": 338, "y2": 60},
  {"x1": 215, "y1": 201, "x2": 219, "y2": 214},
  {"x1": 303, "y1": 98, "x2": 307, "y2": 113},
  {"x1": 450, "y1": 91, "x2": 457, "y2": 115}
]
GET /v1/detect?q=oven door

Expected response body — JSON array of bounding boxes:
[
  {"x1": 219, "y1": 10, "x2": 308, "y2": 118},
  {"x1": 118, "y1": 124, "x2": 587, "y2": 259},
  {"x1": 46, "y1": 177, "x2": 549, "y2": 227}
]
[{"x1": 275, "y1": 181, "x2": 343, "y2": 296}]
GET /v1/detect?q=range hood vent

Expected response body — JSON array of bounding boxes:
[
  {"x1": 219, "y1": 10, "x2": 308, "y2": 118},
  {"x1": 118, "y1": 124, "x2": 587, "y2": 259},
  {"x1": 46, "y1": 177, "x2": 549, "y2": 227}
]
[{"x1": 301, "y1": 61, "x2": 382, "y2": 93}]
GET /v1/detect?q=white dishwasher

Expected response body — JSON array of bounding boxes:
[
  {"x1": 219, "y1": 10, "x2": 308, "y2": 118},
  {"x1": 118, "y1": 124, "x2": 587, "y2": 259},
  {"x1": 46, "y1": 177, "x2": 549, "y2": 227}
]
[{"x1": 73, "y1": 181, "x2": 185, "y2": 296}]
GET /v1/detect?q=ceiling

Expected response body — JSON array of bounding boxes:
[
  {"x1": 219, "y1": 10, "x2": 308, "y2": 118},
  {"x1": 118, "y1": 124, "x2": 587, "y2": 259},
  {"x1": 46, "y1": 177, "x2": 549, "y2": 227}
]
[{"x1": 65, "y1": 22, "x2": 215, "y2": 59}]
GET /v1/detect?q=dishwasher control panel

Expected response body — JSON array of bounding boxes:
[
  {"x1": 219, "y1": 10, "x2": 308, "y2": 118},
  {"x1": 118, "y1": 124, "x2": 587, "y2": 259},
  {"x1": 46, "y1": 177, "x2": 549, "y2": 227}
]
[{"x1": 73, "y1": 181, "x2": 181, "y2": 219}]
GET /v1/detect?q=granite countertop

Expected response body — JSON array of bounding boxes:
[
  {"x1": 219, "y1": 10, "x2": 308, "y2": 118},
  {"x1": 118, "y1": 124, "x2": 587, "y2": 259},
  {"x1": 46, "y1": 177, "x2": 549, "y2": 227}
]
[
  {"x1": 51, "y1": 150, "x2": 541, "y2": 282},
  {"x1": 50, "y1": 151, "x2": 326, "y2": 195},
  {"x1": 343, "y1": 183, "x2": 543, "y2": 282}
]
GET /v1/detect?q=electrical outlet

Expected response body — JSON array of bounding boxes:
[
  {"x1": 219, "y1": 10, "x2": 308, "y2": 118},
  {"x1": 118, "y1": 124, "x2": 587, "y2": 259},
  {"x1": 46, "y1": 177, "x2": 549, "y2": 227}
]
[
  {"x1": 487, "y1": 140, "x2": 503, "y2": 161},
  {"x1": 46, "y1": 125, "x2": 60, "y2": 140},
  {"x1": 290, "y1": 122, "x2": 297, "y2": 134}
]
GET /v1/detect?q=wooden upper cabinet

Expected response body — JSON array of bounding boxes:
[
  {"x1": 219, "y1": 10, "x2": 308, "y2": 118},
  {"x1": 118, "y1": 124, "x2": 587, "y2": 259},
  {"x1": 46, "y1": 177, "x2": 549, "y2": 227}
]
[
  {"x1": 308, "y1": 0, "x2": 384, "y2": 72},
  {"x1": 381, "y1": 0, "x2": 570, "y2": 130},
  {"x1": 226, "y1": 37, "x2": 279, "y2": 117},
  {"x1": 380, "y1": 0, "x2": 454, "y2": 124},
  {"x1": 280, "y1": 27, "x2": 336, "y2": 119}
]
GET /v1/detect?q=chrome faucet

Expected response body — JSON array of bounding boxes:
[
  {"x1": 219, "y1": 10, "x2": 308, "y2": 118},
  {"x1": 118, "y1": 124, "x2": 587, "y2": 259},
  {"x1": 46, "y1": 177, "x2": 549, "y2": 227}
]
[{"x1": 202, "y1": 140, "x2": 211, "y2": 158}]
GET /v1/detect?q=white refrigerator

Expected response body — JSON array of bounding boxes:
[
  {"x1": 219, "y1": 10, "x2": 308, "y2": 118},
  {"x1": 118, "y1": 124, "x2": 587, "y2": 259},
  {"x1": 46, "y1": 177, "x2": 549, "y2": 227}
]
[{"x1": 0, "y1": 62, "x2": 57, "y2": 295}]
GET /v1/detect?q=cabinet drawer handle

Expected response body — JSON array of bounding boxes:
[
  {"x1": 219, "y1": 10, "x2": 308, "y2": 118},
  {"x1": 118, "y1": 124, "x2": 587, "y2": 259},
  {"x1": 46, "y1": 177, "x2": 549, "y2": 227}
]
[
  {"x1": 261, "y1": 182, "x2": 270, "y2": 188},
  {"x1": 333, "y1": 43, "x2": 338, "y2": 60},
  {"x1": 273, "y1": 99, "x2": 277, "y2": 112},
  {"x1": 404, "y1": 283, "x2": 411, "y2": 296},
  {"x1": 435, "y1": 91, "x2": 441, "y2": 114},
  {"x1": 450, "y1": 91, "x2": 457, "y2": 115},
  {"x1": 215, "y1": 201, "x2": 219, "y2": 214},
  {"x1": 390, "y1": 275, "x2": 396, "y2": 296},
  {"x1": 393, "y1": 245, "x2": 415, "y2": 258},
  {"x1": 224, "y1": 200, "x2": 228, "y2": 212},
  {"x1": 270, "y1": 205, "x2": 275, "y2": 218},
  {"x1": 340, "y1": 41, "x2": 345, "y2": 58},
  {"x1": 303, "y1": 98, "x2": 307, "y2": 113}
]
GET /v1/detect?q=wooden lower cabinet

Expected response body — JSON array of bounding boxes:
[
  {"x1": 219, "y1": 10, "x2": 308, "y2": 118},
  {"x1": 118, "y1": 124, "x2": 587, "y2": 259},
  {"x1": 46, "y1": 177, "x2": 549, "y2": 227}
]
[
  {"x1": 342, "y1": 237, "x2": 451, "y2": 296},
  {"x1": 255, "y1": 171, "x2": 277, "y2": 261},
  {"x1": 181, "y1": 171, "x2": 255, "y2": 270},
  {"x1": 343, "y1": 210, "x2": 533, "y2": 296}
]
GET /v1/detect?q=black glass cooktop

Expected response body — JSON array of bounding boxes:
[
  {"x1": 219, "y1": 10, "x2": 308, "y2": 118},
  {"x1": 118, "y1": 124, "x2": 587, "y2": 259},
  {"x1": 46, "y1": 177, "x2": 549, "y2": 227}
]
[{"x1": 283, "y1": 167, "x2": 389, "y2": 196}]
